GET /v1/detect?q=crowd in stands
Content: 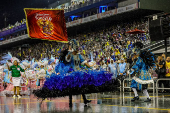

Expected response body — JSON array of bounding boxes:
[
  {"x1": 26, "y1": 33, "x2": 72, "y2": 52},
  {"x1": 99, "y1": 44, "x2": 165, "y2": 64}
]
[
  {"x1": 0, "y1": 19, "x2": 26, "y2": 33},
  {"x1": 1, "y1": 20, "x2": 150, "y2": 60},
  {"x1": 64, "y1": 0, "x2": 99, "y2": 12},
  {"x1": 1, "y1": 18, "x2": 170, "y2": 89},
  {"x1": 155, "y1": 54, "x2": 170, "y2": 92},
  {"x1": 0, "y1": 20, "x2": 150, "y2": 68}
]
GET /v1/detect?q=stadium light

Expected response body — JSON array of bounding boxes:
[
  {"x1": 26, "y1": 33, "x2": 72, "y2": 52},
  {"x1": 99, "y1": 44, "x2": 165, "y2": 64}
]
[
  {"x1": 99, "y1": 6, "x2": 107, "y2": 13},
  {"x1": 70, "y1": 16, "x2": 78, "y2": 20}
]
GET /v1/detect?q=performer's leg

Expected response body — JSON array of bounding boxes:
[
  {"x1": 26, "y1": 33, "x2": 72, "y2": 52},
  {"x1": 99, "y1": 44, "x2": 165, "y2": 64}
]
[
  {"x1": 131, "y1": 80, "x2": 139, "y2": 101},
  {"x1": 143, "y1": 89, "x2": 150, "y2": 99},
  {"x1": 69, "y1": 94, "x2": 72, "y2": 107},
  {"x1": 14, "y1": 86, "x2": 16, "y2": 95},
  {"x1": 13, "y1": 86, "x2": 16, "y2": 98},
  {"x1": 82, "y1": 94, "x2": 86, "y2": 101},
  {"x1": 142, "y1": 84, "x2": 151, "y2": 102},
  {"x1": 132, "y1": 88, "x2": 138, "y2": 97},
  {"x1": 131, "y1": 88, "x2": 139, "y2": 101},
  {"x1": 82, "y1": 94, "x2": 91, "y2": 104},
  {"x1": 16, "y1": 86, "x2": 20, "y2": 95},
  {"x1": 16, "y1": 86, "x2": 21, "y2": 98}
]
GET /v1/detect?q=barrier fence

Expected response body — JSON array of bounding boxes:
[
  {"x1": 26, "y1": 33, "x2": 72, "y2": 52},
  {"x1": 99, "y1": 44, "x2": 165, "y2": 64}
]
[
  {"x1": 122, "y1": 79, "x2": 155, "y2": 95},
  {"x1": 156, "y1": 78, "x2": 170, "y2": 95},
  {"x1": 0, "y1": 78, "x2": 170, "y2": 95}
]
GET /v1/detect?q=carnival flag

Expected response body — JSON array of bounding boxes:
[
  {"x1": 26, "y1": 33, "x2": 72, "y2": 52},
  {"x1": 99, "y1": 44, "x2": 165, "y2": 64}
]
[{"x1": 24, "y1": 9, "x2": 68, "y2": 42}]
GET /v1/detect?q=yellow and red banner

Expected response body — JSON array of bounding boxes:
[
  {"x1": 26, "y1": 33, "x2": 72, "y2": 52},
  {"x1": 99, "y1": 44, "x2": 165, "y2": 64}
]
[{"x1": 24, "y1": 9, "x2": 68, "y2": 42}]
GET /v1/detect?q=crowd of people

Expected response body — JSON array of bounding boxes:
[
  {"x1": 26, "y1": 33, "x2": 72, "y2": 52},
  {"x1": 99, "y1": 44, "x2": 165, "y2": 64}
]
[
  {"x1": 155, "y1": 55, "x2": 170, "y2": 93},
  {"x1": 64, "y1": 0, "x2": 97, "y2": 12},
  {"x1": 0, "y1": 19, "x2": 170, "y2": 99},
  {"x1": 0, "y1": 19, "x2": 26, "y2": 33},
  {"x1": 0, "y1": 20, "x2": 150, "y2": 61}
]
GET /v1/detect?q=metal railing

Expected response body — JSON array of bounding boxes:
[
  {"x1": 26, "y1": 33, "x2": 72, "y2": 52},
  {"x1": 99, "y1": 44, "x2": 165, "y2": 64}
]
[
  {"x1": 118, "y1": 79, "x2": 122, "y2": 92},
  {"x1": 122, "y1": 78, "x2": 155, "y2": 95},
  {"x1": 156, "y1": 78, "x2": 170, "y2": 94},
  {"x1": 1, "y1": 77, "x2": 170, "y2": 96},
  {"x1": 122, "y1": 79, "x2": 132, "y2": 92}
]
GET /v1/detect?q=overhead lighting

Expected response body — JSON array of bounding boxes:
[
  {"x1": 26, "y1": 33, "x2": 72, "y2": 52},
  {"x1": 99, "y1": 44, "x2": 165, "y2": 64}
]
[{"x1": 70, "y1": 16, "x2": 78, "y2": 20}]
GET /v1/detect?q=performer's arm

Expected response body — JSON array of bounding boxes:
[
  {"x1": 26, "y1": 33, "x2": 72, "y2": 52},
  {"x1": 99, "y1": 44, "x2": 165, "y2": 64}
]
[
  {"x1": 79, "y1": 54, "x2": 95, "y2": 68},
  {"x1": 67, "y1": 54, "x2": 71, "y2": 60},
  {"x1": 84, "y1": 62, "x2": 95, "y2": 68},
  {"x1": 157, "y1": 60, "x2": 164, "y2": 68},
  {"x1": 23, "y1": 65, "x2": 30, "y2": 71},
  {"x1": 157, "y1": 64, "x2": 163, "y2": 68},
  {"x1": 117, "y1": 65, "x2": 120, "y2": 75},
  {"x1": 65, "y1": 52, "x2": 72, "y2": 62},
  {"x1": 7, "y1": 63, "x2": 11, "y2": 71},
  {"x1": 20, "y1": 66, "x2": 25, "y2": 72},
  {"x1": 123, "y1": 64, "x2": 128, "y2": 75}
]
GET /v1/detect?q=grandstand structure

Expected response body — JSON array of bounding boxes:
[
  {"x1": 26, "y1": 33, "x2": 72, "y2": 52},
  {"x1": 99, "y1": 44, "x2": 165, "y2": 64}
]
[{"x1": 0, "y1": 0, "x2": 170, "y2": 55}]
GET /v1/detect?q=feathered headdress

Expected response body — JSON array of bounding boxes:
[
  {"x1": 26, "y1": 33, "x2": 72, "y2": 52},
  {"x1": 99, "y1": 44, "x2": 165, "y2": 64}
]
[
  {"x1": 11, "y1": 57, "x2": 20, "y2": 64},
  {"x1": 132, "y1": 42, "x2": 144, "y2": 55},
  {"x1": 70, "y1": 39, "x2": 79, "y2": 51},
  {"x1": 48, "y1": 56, "x2": 55, "y2": 65},
  {"x1": 0, "y1": 52, "x2": 12, "y2": 64},
  {"x1": 133, "y1": 42, "x2": 143, "y2": 49},
  {"x1": 59, "y1": 49, "x2": 69, "y2": 64},
  {"x1": 21, "y1": 60, "x2": 31, "y2": 67},
  {"x1": 0, "y1": 65, "x2": 4, "y2": 70},
  {"x1": 140, "y1": 50, "x2": 155, "y2": 69},
  {"x1": 33, "y1": 63, "x2": 38, "y2": 68},
  {"x1": 38, "y1": 60, "x2": 48, "y2": 67}
]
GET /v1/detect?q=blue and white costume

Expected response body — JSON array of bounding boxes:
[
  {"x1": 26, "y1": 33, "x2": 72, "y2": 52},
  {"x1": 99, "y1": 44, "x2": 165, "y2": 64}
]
[
  {"x1": 129, "y1": 42, "x2": 155, "y2": 102},
  {"x1": 130, "y1": 57, "x2": 153, "y2": 90},
  {"x1": 33, "y1": 39, "x2": 116, "y2": 103},
  {"x1": 66, "y1": 52, "x2": 87, "y2": 71},
  {"x1": 118, "y1": 62, "x2": 127, "y2": 76},
  {"x1": 3, "y1": 69, "x2": 10, "y2": 83},
  {"x1": 108, "y1": 62, "x2": 117, "y2": 78}
]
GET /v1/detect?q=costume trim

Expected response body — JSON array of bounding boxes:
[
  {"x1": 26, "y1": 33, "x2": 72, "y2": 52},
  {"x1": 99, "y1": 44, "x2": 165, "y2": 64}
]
[
  {"x1": 65, "y1": 55, "x2": 71, "y2": 62},
  {"x1": 33, "y1": 69, "x2": 119, "y2": 99},
  {"x1": 81, "y1": 60, "x2": 87, "y2": 65},
  {"x1": 132, "y1": 76, "x2": 154, "y2": 84}
]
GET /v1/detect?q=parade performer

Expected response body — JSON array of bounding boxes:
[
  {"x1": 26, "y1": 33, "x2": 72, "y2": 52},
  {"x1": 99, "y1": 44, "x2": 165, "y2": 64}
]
[
  {"x1": 20, "y1": 60, "x2": 34, "y2": 95},
  {"x1": 48, "y1": 56, "x2": 58, "y2": 75},
  {"x1": 36, "y1": 60, "x2": 48, "y2": 88},
  {"x1": 129, "y1": 42, "x2": 155, "y2": 102},
  {"x1": 3, "y1": 63, "x2": 14, "y2": 96},
  {"x1": 0, "y1": 66, "x2": 6, "y2": 92},
  {"x1": 33, "y1": 39, "x2": 118, "y2": 107},
  {"x1": 108, "y1": 59, "x2": 117, "y2": 79},
  {"x1": 7, "y1": 57, "x2": 28, "y2": 98},
  {"x1": 65, "y1": 39, "x2": 95, "y2": 106}
]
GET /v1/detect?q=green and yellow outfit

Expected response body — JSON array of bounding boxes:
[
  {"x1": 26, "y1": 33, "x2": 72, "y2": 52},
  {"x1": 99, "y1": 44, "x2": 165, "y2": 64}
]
[{"x1": 10, "y1": 65, "x2": 24, "y2": 86}]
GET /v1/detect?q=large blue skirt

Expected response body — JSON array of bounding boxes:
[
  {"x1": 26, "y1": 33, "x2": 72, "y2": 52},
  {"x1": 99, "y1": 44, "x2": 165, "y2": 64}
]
[{"x1": 33, "y1": 63, "x2": 119, "y2": 99}]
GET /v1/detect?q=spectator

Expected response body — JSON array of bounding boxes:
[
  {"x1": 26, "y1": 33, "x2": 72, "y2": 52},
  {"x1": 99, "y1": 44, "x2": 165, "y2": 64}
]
[
  {"x1": 117, "y1": 58, "x2": 127, "y2": 81},
  {"x1": 165, "y1": 57, "x2": 170, "y2": 92},
  {"x1": 108, "y1": 59, "x2": 117, "y2": 78},
  {"x1": 156, "y1": 56, "x2": 166, "y2": 93}
]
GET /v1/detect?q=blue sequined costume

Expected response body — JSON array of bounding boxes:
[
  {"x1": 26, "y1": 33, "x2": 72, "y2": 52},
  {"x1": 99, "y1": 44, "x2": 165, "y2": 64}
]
[
  {"x1": 33, "y1": 50, "x2": 118, "y2": 99},
  {"x1": 130, "y1": 57, "x2": 152, "y2": 90}
]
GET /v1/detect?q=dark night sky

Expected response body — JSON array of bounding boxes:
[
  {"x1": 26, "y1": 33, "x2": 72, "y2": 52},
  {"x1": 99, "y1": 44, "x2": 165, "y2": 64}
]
[{"x1": 0, "y1": 0, "x2": 57, "y2": 29}]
